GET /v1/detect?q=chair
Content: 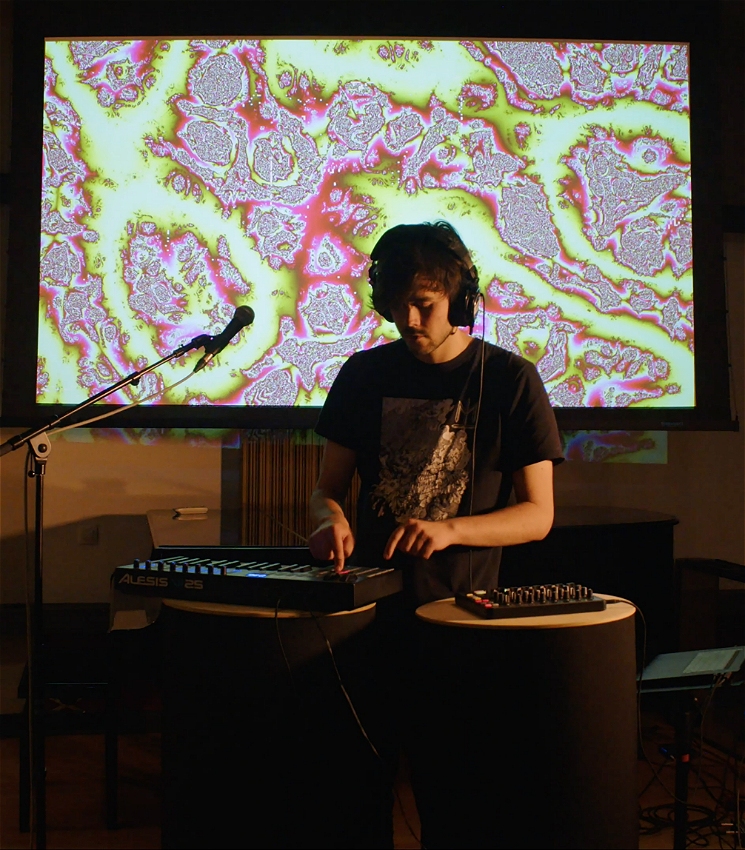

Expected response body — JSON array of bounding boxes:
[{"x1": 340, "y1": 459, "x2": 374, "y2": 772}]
[{"x1": 17, "y1": 620, "x2": 162, "y2": 832}]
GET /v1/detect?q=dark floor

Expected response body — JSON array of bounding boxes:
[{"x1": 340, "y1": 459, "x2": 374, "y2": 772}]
[
  {"x1": 0, "y1": 702, "x2": 742, "y2": 849},
  {"x1": 1, "y1": 623, "x2": 743, "y2": 849}
]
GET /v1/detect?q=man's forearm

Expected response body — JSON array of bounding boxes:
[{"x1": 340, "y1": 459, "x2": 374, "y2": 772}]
[
  {"x1": 309, "y1": 489, "x2": 347, "y2": 525},
  {"x1": 385, "y1": 460, "x2": 556, "y2": 560},
  {"x1": 447, "y1": 459, "x2": 555, "y2": 548},
  {"x1": 447, "y1": 500, "x2": 554, "y2": 548}
]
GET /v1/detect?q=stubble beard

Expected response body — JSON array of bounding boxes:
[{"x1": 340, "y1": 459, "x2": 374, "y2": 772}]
[{"x1": 404, "y1": 326, "x2": 455, "y2": 361}]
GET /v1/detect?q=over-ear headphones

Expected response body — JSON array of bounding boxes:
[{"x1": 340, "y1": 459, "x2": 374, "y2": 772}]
[
  {"x1": 368, "y1": 223, "x2": 480, "y2": 331},
  {"x1": 442, "y1": 239, "x2": 480, "y2": 331}
]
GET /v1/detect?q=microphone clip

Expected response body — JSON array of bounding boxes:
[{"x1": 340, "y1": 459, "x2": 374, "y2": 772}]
[{"x1": 192, "y1": 305, "x2": 255, "y2": 373}]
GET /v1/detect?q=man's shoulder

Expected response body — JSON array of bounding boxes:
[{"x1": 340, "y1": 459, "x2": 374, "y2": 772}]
[
  {"x1": 344, "y1": 338, "x2": 407, "y2": 369},
  {"x1": 480, "y1": 341, "x2": 539, "y2": 378}
]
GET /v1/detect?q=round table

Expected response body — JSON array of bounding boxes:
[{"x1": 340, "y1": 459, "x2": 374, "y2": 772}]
[
  {"x1": 159, "y1": 599, "x2": 385, "y2": 849},
  {"x1": 411, "y1": 594, "x2": 638, "y2": 850}
]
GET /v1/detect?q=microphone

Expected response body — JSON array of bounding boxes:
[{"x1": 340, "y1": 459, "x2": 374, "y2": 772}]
[{"x1": 193, "y1": 305, "x2": 255, "y2": 372}]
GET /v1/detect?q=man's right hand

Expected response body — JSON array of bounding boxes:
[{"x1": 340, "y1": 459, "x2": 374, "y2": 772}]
[
  {"x1": 308, "y1": 440, "x2": 358, "y2": 572},
  {"x1": 308, "y1": 515, "x2": 355, "y2": 572}
]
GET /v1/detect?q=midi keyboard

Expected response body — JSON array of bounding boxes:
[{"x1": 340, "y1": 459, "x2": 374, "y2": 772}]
[
  {"x1": 112, "y1": 546, "x2": 402, "y2": 613},
  {"x1": 455, "y1": 583, "x2": 607, "y2": 619}
]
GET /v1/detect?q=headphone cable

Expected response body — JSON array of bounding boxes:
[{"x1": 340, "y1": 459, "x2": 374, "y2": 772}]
[{"x1": 468, "y1": 293, "x2": 487, "y2": 593}]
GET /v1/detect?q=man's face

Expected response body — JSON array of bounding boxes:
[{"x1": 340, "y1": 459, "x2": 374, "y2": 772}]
[{"x1": 389, "y1": 282, "x2": 458, "y2": 363}]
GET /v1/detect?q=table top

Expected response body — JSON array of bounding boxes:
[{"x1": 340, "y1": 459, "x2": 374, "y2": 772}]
[
  {"x1": 415, "y1": 594, "x2": 635, "y2": 630},
  {"x1": 162, "y1": 598, "x2": 376, "y2": 619}
]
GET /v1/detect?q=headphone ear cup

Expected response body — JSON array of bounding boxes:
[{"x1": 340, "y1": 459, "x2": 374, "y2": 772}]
[
  {"x1": 447, "y1": 289, "x2": 466, "y2": 327},
  {"x1": 448, "y1": 273, "x2": 479, "y2": 328},
  {"x1": 462, "y1": 284, "x2": 478, "y2": 329},
  {"x1": 369, "y1": 260, "x2": 391, "y2": 321}
]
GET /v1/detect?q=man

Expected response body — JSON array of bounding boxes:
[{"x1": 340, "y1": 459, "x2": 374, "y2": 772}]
[
  {"x1": 310, "y1": 220, "x2": 563, "y2": 602},
  {"x1": 307, "y1": 221, "x2": 564, "y2": 849}
]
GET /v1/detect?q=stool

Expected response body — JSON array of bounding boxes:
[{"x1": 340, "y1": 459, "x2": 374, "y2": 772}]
[{"x1": 411, "y1": 594, "x2": 638, "y2": 850}]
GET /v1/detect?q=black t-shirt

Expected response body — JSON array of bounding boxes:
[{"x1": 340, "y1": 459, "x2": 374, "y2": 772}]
[{"x1": 315, "y1": 338, "x2": 563, "y2": 606}]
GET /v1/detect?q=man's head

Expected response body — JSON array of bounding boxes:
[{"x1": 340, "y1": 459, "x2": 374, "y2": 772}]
[
  {"x1": 368, "y1": 221, "x2": 480, "y2": 363},
  {"x1": 368, "y1": 221, "x2": 479, "y2": 329}
]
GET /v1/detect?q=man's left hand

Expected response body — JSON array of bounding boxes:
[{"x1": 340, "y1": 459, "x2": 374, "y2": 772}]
[{"x1": 384, "y1": 518, "x2": 455, "y2": 560}]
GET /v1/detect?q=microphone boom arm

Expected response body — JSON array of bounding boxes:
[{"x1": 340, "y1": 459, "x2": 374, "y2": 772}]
[{"x1": 0, "y1": 332, "x2": 211, "y2": 457}]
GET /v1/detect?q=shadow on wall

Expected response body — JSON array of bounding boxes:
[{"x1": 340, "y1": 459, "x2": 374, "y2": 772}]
[{"x1": 0, "y1": 514, "x2": 152, "y2": 605}]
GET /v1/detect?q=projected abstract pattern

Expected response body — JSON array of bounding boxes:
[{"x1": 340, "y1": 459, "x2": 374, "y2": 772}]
[{"x1": 39, "y1": 38, "x2": 693, "y2": 409}]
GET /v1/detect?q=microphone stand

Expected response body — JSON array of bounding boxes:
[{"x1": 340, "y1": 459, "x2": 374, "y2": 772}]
[{"x1": 0, "y1": 332, "x2": 211, "y2": 849}]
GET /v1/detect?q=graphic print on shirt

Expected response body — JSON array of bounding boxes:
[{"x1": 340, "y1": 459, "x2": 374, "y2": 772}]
[{"x1": 371, "y1": 397, "x2": 471, "y2": 523}]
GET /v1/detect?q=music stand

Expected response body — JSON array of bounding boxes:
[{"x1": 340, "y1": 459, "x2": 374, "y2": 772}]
[{"x1": 639, "y1": 646, "x2": 745, "y2": 849}]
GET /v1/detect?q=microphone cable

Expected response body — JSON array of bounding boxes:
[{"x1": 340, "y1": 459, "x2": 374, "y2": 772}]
[
  {"x1": 270, "y1": 566, "x2": 426, "y2": 847},
  {"x1": 307, "y1": 609, "x2": 426, "y2": 849}
]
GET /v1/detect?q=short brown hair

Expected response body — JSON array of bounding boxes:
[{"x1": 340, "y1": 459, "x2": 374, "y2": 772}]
[{"x1": 368, "y1": 221, "x2": 476, "y2": 318}]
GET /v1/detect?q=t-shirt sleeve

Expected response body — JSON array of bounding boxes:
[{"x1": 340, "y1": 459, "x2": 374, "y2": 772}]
[
  {"x1": 314, "y1": 355, "x2": 364, "y2": 451},
  {"x1": 500, "y1": 358, "x2": 564, "y2": 472}
]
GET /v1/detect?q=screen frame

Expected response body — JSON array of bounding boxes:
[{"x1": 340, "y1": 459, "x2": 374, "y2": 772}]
[{"x1": 1, "y1": 0, "x2": 735, "y2": 432}]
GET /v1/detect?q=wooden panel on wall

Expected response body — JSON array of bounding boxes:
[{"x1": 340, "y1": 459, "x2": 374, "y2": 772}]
[{"x1": 240, "y1": 431, "x2": 360, "y2": 547}]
